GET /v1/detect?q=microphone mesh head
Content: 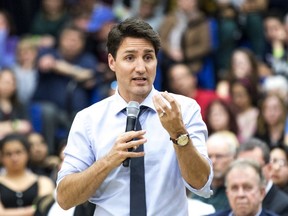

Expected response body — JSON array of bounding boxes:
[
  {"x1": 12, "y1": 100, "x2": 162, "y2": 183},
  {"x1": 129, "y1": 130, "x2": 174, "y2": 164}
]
[{"x1": 127, "y1": 101, "x2": 140, "y2": 118}]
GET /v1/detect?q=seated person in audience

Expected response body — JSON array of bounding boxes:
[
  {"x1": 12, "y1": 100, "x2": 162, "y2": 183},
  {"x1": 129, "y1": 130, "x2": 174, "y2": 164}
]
[
  {"x1": 269, "y1": 147, "x2": 288, "y2": 194},
  {"x1": 32, "y1": 25, "x2": 98, "y2": 154},
  {"x1": 192, "y1": 131, "x2": 239, "y2": 211},
  {"x1": 237, "y1": 138, "x2": 288, "y2": 215},
  {"x1": 158, "y1": 0, "x2": 212, "y2": 90},
  {"x1": 208, "y1": 159, "x2": 279, "y2": 216},
  {"x1": 230, "y1": 78, "x2": 259, "y2": 143},
  {"x1": 33, "y1": 139, "x2": 95, "y2": 216},
  {"x1": 30, "y1": 0, "x2": 71, "y2": 45},
  {"x1": 0, "y1": 133, "x2": 55, "y2": 216},
  {"x1": 216, "y1": 48, "x2": 261, "y2": 100},
  {"x1": 254, "y1": 93, "x2": 287, "y2": 150},
  {"x1": 12, "y1": 36, "x2": 38, "y2": 109},
  {"x1": 0, "y1": 9, "x2": 18, "y2": 68},
  {"x1": 0, "y1": 68, "x2": 32, "y2": 139},
  {"x1": 263, "y1": 11, "x2": 288, "y2": 78},
  {"x1": 261, "y1": 75, "x2": 288, "y2": 104},
  {"x1": 27, "y1": 132, "x2": 60, "y2": 179},
  {"x1": 204, "y1": 99, "x2": 239, "y2": 136},
  {"x1": 167, "y1": 63, "x2": 218, "y2": 117}
]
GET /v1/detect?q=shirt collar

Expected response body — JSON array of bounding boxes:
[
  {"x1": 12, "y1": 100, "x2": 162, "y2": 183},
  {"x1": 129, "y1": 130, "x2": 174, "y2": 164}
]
[{"x1": 112, "y1": 86, "x2": 159, "y2": 116}]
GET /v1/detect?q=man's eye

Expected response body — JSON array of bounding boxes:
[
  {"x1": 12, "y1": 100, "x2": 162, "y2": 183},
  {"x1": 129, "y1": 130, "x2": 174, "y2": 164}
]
[
  {"x1": 125, "y1": 56, "x2": 134, "y2": 61},
  {"x1": 144, "y1": 55, "x2": 153, "y2": 61}
]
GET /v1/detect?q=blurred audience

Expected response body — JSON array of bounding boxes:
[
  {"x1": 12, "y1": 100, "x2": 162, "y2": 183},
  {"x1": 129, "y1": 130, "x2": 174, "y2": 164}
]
[
  {"x1": 204, "y1": 99, "x2": 239, "y2": 136},
  {"x1": 254, "y1": 93, "x2": 287, "y2": 150},
  {"x1": 167, "y1": 63, "x2": 218, "y2": 117},
  {"x1": 216, "y1": 48, "x2": 260, "y2": 99},
  {"x1": 0, "y1": 9, "x2": 18, "y2": 69},
  {"x1": 269, "y1": 147, "x2": 288, "y2": 194},
  {"x1": 0, "y1": 68, "x2": 32, "y2": 139},
  {"x1": 158, "y1": 0, "x2": 212, "y2": 90},
  {"x1": 261, "y1": 75, "x2": 288, "y2": 104},
  {"x1": 263, "y1": 11, "x2": 288, "y2": 78},
  {"x1": 27, "y1": 132, "x2": 60, "y2": 180},
  {"x1": 230, "y1": 78, "x2": 259, "y2": 143},
  {"x1": 11, "y1": 36, "x2": 38, "y2": 109},
  {"x1": 192, "y1": 131, "x2": 239, "y2": 211},
  {"x1": 208, "y1": 159, "x2": 278, "y2": 216},
  {"x1": 0, "y1": 133, "x2": 55, "y2": 216},
  {"x1": 237, "y1": 138, "x2": 288, "y2": 215},
  {"x1": 33, "y1": 139, "x2": 96, "y2": 216},
  {"x1": 30, "y1": 0, "x2": 71, "y2": 45},
  {"x1": 32, "y1": 25, "x2": 98, "y2": 154}
]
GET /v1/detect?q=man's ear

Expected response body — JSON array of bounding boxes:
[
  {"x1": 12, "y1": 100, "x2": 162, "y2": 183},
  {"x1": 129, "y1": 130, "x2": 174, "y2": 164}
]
[{"x1": 108, "y1": 53, "x2": 115, "y2": 72}]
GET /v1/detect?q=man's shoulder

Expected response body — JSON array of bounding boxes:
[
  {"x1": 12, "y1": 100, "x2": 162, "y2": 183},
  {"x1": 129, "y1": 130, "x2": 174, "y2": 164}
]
[{"x1": 80, "y1": 95, "x2": 115, "y2": 113}]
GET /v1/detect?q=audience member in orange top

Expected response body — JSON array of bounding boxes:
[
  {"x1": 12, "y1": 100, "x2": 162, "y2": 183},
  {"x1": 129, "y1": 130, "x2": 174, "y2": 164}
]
[{"x1": 167, "y1": 63, "x2": 218, "y2": 117}]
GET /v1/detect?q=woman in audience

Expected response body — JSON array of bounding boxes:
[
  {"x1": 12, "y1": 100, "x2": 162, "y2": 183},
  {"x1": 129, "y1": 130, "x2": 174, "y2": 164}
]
[
  {"x1": 12, "y1": 36, "x2": 38, "y2": 109},
  {"x1": 0, "y1": 133, "x2": 55, "y2": 216},
  {"x1": 204, "y1": 98, "x2": 238, "y2": 137},
  {"x1": 27, "y1": 132, "x2": 60, "y2": 179},
  {"x1": 158, "y1": 0, "x2": 212, "y2": 90},
  {"x1": 216, "y1": 48, "x2": 261, "y2": 99},
  {"x1": 230, "y1": 78, "x2": 259, "y2": 143},
  {"x1": 30, "y1": 0, "x2": 70, "y2": 42},
  {"x1": 255, "y1": 93, "x2": 287, "y2": 149},
  {"x1": 0, "y1": 68, "x2": 32, "y2": 139}
]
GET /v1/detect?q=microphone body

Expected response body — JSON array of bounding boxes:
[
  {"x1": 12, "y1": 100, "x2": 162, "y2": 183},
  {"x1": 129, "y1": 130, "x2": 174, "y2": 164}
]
[{"x1": 123, "y1": 101, "x2": 140, "y2": 167}]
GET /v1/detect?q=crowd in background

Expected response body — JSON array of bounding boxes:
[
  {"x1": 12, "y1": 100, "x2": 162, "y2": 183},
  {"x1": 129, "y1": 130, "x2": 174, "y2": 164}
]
[{"x1": 0, "y1": 0, "x2": 288, "y2": 215}]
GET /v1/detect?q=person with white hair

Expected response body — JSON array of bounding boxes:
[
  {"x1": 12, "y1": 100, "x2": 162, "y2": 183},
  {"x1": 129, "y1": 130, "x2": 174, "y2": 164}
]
[
  {"x1": 191, "y1": 131, "x2": 239, "y2": 211},
  {"x1": 262, "y1": 75, "x2": 288, "y2": 103}
]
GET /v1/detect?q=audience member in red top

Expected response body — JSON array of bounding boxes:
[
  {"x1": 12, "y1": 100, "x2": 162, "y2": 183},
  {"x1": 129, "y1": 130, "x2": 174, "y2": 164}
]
[{"x1": 167, "y1": 63, "x2": 218, "y2": 117}]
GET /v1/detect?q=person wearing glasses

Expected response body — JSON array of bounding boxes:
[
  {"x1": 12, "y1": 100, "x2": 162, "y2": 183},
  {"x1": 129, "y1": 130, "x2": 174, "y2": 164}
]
[
  {"x1": 236, "y1": 138, "x2": 288, "y2": 215},
  {"x1": 208, "y1": 159, "x2": 279, "y2": 216},
  {"x1": 269, "y1": 147, "x2": 288, "y2": 194},
  {"x1": 191, "y1": 131, "x2": 239, "y2": 211}
]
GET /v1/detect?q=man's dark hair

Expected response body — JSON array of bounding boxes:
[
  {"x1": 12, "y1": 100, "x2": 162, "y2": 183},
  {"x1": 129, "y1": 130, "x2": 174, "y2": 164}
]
[
  {"x1": 236, "y1": 138, "x2": 270, "y2": 164},
  {"x1": 107, "y1": 18, "x2": 161, "y2": 58}
]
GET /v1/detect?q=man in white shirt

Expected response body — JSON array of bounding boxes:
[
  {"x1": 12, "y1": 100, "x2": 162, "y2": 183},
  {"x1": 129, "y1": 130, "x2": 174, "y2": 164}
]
[{"x1": 56, "y1": 17, "x2": 213, "y2": 216}]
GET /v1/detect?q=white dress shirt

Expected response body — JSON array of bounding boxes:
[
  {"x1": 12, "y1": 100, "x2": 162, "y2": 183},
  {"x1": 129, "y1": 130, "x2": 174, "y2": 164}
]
[{"x1": 57, "y1": 87, "x2": 213, "y2": 216}]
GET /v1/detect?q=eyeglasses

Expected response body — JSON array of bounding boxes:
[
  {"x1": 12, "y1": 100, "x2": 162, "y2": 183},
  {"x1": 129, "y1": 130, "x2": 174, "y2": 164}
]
[
  {"x1": 270, "y1": 158, "x2": 288, "y2": 168},
  {"x1": 208, "y1": 153, "x2": 231, "y2": 160}
]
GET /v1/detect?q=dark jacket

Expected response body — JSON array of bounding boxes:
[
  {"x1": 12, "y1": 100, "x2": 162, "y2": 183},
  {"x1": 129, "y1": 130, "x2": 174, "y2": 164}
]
[{"x1": 263, "y1": 184, "x2": 288, "y2": 216}]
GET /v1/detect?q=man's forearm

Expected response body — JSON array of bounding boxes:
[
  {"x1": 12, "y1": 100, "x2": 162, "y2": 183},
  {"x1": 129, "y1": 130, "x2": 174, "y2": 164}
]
[
  {"x1": 174, "y1": 140, "x2": 210, "y2": 189},
  {"x1": 57, "y1": 156, "x2": 114, "y2": 210}
]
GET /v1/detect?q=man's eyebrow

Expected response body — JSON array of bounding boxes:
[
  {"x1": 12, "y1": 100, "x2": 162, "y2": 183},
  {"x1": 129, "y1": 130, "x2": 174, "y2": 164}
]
[{"x1": 123, "y1": 49, "x2": 155, "y2": 54}]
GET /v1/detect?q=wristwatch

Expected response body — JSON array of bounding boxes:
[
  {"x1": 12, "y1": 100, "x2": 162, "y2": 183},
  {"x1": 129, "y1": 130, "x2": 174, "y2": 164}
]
[{"x1": 170, "y1": 134, "x2": 189, "y2": 146}]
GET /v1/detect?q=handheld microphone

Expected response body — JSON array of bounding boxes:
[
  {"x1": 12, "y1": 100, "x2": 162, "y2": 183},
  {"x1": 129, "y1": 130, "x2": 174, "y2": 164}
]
[{"x1": 123, "y1": 101, "x2": 140, "y2": 167}]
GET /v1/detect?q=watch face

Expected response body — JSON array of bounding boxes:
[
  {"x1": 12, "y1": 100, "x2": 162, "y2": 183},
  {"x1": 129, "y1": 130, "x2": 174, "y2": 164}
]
[{"x1": 177, "y1": 134, "x2": 189, "y2": 146}]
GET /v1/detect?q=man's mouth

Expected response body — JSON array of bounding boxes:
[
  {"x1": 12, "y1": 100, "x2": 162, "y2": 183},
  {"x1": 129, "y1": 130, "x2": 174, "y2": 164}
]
[{"x1": 132, "y1": 77, "x2": 147, "y2": 81}]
